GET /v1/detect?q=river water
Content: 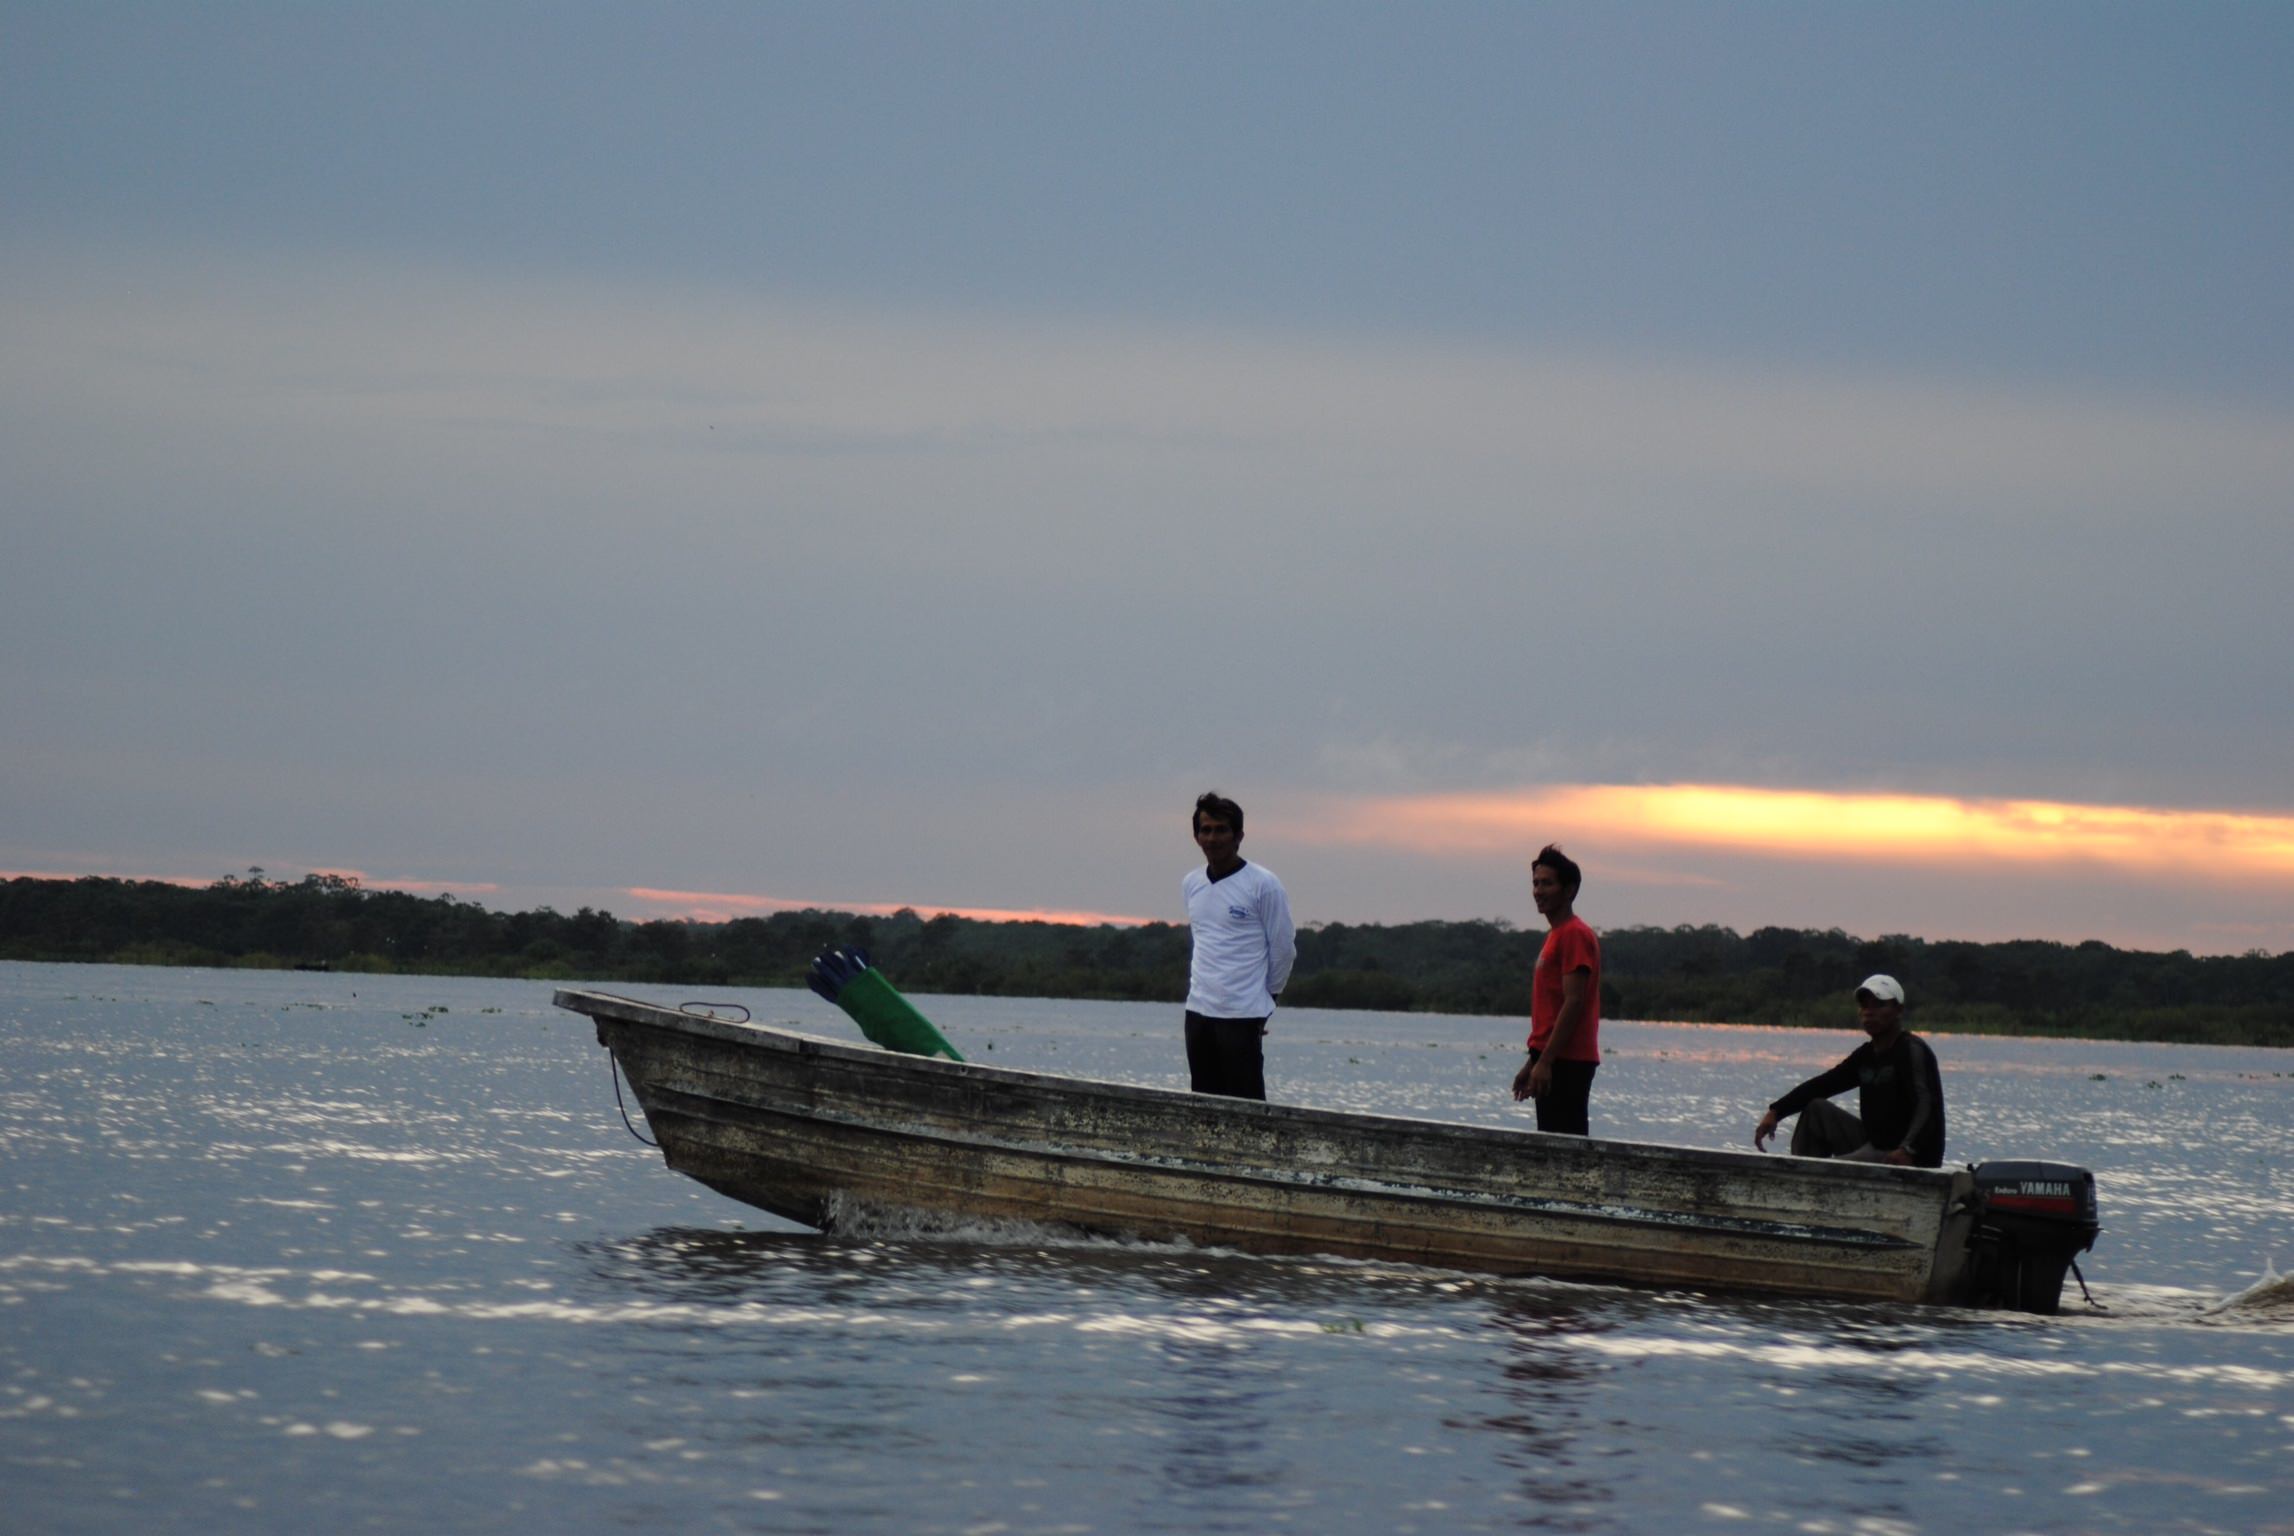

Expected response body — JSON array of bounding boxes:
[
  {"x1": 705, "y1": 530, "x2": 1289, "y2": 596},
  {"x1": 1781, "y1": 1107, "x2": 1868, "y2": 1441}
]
[{"x1": 2, "y1": 960, "x2": 2288, "y2": 1534}]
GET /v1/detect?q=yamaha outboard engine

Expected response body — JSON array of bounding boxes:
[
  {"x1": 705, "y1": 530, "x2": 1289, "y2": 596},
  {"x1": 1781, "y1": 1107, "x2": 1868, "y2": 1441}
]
[{"x1": 1965, "y1": 1161, "x2": 2101, "y2": 1314}]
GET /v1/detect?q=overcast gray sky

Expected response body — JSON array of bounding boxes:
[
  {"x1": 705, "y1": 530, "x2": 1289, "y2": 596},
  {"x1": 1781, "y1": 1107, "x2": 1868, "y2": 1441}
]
[{"x1": 5, "y1": 3, "x2": 2291, "y2": 953}]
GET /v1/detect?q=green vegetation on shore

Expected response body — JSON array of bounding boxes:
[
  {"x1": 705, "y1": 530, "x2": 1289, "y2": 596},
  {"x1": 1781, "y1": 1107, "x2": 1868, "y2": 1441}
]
[{"x1": 4, "y1": 873, "x2": 2289, "y2": 1047}]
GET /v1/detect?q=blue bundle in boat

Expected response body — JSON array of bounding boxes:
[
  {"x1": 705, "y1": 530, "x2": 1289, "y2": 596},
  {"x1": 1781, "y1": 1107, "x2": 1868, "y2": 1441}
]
[{"x1": 805, "y1": 947, "x2": 964, "y2": 1061}]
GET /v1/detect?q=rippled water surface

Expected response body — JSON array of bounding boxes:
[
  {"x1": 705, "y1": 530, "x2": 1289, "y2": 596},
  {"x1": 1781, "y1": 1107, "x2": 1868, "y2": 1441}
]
[{"x1": 3, "y1": 962, "x2": 2289, "y2": 1534}]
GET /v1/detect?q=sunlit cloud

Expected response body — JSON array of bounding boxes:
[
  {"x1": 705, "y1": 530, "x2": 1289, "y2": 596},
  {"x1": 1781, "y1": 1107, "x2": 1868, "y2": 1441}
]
[
  {"x1": 625, "y1": 887, "x2": 1156, "y2": 928},
  {"x1": 1295, "y1": 785, "x2": 2294, "y2": 882},
  {"x1": 0, "y1": 866, "x2": 501, "y2": 897},
  {"x1": 307, "y1": 867, "x2": 502, "y2": 896},
  {"x1": 0, "y1": 868, "x2": 210, "y2": 888}
]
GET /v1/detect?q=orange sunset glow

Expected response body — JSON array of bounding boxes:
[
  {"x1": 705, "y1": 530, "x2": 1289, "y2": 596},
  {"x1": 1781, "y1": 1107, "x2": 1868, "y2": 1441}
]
[
  {"x1": 1297, "y1": 784, "x2": 2294, "y2": 881},
  {"x1": 626, "y1": 887, "x2": 1157, "y2": 928},
  {"x1": 0, "y1": 868, "x2": 503, "y2": 897},
  {"x1": 0, "y1": 868, "x2": 210, "y2": 889},
  {"x1": 311, "y1": 869, "x2": 504, "y2": 896}
]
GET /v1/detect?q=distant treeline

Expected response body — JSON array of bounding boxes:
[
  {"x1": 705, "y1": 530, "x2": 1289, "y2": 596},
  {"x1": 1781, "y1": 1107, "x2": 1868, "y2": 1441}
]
[{"x1": 4, "y1": 873, "x2": 2290, "y2": 1047}]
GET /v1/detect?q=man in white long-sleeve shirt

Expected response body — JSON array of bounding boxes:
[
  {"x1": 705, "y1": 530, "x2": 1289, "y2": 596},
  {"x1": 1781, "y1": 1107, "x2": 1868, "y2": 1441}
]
[{"x1": 1182, "y1": 791, "x2": 1296, "y2": 1100}]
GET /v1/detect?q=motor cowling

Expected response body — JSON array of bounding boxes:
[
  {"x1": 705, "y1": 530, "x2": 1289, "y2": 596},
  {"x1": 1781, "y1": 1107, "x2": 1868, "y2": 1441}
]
[{"x1": 1965, "y1": 1160, "x2": 2101, "y2": 1314}]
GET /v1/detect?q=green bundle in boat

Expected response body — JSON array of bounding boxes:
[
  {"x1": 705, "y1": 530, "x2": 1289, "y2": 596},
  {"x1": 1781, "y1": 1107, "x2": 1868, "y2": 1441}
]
[{"x1": 805, "y1": 947, "x2": 963, "y2": 1061}]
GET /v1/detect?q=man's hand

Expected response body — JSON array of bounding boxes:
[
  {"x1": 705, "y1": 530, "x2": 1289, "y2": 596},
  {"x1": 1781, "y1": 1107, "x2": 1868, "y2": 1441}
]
[
  {"x1": 1510, "y1": 1055, "x2": 1539, "y2": 1102},
  {"x1": 1753, "y1": 1109, "x2": 1780, "y2": 1152},
  {"x1": 1883, "y1": 1146, "x2": 1913, "y2": 1167}
]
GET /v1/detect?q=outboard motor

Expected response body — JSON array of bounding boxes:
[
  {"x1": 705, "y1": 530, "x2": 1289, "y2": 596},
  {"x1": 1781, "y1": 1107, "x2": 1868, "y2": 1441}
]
[{"x1": 1965, "y1": 1161, "x2": 2101, "y2": 1314}]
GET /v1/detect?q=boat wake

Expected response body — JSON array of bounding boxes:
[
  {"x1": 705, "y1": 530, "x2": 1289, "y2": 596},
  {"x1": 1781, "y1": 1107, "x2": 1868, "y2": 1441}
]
[
  {"x1": 2063, "y1": 1261, "x2": 2294, "y2": 1328},
  {"x1": 820, "y1": 1191, "x2": 1137, "y2": 1251},
  {"x1": 2202, "y1": 1258, "x2": 2294, "y2": 1323}
]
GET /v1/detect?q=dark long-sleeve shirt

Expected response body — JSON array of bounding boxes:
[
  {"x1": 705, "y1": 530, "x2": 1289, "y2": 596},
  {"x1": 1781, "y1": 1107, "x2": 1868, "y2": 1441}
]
[{"x1": 1769, "y1": 1031, "x2": 1947, "y2": 1168}]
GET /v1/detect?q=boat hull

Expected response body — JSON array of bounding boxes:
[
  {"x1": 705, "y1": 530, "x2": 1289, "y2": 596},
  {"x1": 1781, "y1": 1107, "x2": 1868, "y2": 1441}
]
[{"x1": 557, "y1": 990, "x2": 1980, "y2": 1305}]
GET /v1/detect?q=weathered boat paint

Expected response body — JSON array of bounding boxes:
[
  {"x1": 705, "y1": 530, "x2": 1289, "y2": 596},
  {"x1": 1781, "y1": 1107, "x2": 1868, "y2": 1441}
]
[{"x1": 556, "y1": 989, "x2": 1983, "y2": 1305}]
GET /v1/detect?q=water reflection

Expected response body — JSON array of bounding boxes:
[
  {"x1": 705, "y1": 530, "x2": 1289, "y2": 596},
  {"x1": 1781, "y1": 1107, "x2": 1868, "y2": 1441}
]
[
  {"x1": 585, "y1": 1221, "x2": 1505, "y2": 1323},
  {"x1": 582, "y1": 1226, "x2": 900, "y2": 1305},
  {"x1": 1474, "y1": 1290, "x2": 1619, "y2": 1527},
  {"x1": 1147, "y1": 1332, "x2": 1288, "y2": 1517}
]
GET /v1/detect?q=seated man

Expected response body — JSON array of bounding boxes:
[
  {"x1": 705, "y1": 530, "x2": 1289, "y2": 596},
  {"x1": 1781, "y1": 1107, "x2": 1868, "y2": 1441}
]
[{"x1": 1753, "y1": 975, "x2": 1946, "y2": 1168}]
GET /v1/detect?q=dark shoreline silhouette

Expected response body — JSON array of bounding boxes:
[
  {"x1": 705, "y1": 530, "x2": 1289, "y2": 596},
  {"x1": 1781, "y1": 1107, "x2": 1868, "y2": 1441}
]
[{"x1": 4, "y1": 873, "x2": 2287, "y2": 1047}]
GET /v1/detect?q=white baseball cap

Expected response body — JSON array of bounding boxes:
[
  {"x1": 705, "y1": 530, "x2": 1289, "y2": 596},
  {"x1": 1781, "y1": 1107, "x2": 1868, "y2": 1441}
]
[{"x1": 1855, "y1": 974, "x2": 1906, "y2": 1005}]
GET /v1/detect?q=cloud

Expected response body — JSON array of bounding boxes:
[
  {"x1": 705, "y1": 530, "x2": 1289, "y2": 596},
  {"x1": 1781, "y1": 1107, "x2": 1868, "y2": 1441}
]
[
  {"x1": 7, "y1": 245, "x2": 2289, "y2": 515},
  {"x1": 624, "y1": 887, "x2": 1156, "y2": 928},
  {"x1": 0, "y1": 864, "x2": 502, "y2": 898},
  {"x1": 342, "y1": 876, "x2": 505, "y2": 897},
  {"x1": 6, "y1": 246, "x2": 2291, "y2": 953},
  {"x1": 0, "y1": 868, "x2": 210, "y2": 889},
  {"x1": 1293, "y1": 783, "x2": 2294, "y2": 884}
]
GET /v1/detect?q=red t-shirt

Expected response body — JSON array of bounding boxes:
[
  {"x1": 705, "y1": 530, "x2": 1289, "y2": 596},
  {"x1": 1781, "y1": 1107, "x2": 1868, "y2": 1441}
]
[{"x1": 1528, "y1": 915, "x2": 1601, "y2": 1062}]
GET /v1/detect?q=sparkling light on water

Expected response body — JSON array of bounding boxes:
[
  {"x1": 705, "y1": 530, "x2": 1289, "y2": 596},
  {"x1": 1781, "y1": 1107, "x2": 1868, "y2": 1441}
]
[{"x1": 2, "y1": 963, "x2": 2289, "y2": 1534}]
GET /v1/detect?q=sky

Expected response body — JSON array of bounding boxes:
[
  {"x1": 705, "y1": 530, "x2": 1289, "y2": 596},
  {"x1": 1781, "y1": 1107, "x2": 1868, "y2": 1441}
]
[{"x1": 4, "y1": 3, "x2": 2292, "y2": 955}]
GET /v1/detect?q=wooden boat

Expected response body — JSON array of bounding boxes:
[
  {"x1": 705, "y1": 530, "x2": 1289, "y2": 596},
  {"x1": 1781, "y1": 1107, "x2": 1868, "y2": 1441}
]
[{"x1": 554, "y1": 989, "x2": 2099, "y2": 1312}]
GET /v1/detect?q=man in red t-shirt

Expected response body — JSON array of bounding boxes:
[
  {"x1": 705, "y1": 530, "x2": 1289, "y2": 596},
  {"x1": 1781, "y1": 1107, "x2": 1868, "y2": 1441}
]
[{"x1": 1509, "y1": 844, "x2": 1601, "y2": 1135}]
